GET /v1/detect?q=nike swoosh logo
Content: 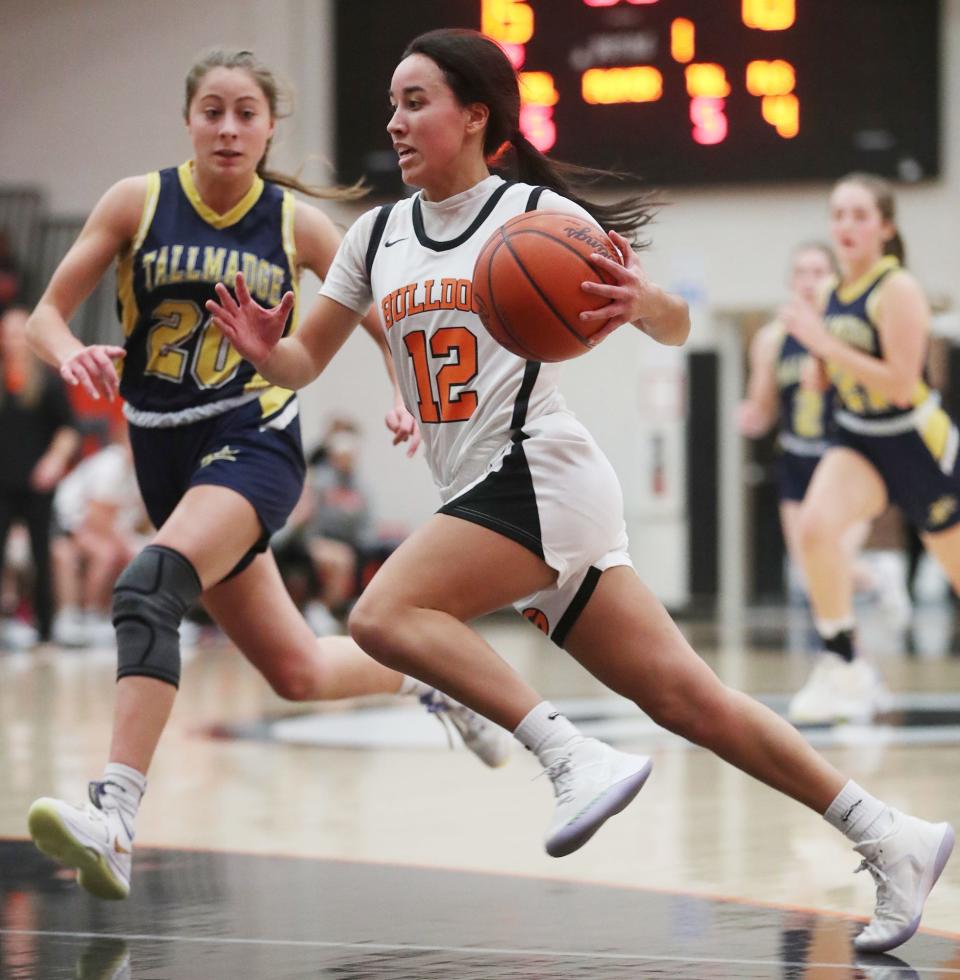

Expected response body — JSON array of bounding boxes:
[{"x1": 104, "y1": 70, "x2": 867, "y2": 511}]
[
  {"x1": 114, "y1": 839, "x2": 130, "y2": 855},
  {"x1": 841, "y1": 799, "x2": 863, "y2": 823},
  {"x1": 548, "y1": 712, "x2": 560, "y2": 720},
  {"x1": 384, "y1": 237, "x2": 408, "y2": 247}
]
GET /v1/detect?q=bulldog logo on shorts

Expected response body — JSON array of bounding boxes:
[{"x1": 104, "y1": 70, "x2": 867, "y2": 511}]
[{"x1": 522, "y1": 607, "x2": 550, "y2": 635}]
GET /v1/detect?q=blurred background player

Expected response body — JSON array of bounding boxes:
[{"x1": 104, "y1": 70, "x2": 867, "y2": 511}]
[
  {"x1": 51, "y1": 420, "x2": 150, "y2": 647},
  {"x1": 784, "y1": 172, "x2": 960, "y2": 726},
  {"x1": 0, "y1": 306, "x2": 80, "y2": 647},
  {"x1": 737, "y1": 243, "x2": 909, "y2": 723}
]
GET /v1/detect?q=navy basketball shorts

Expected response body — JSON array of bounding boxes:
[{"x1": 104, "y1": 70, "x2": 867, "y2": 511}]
[
  {"x1": 438, "y1": 411, "x2": 633, "y2": 648},
  {"x1": 129, "y1": 396, "x2": 306, "y2": 576},
  {"x1": 777, "y1": 451, "x2": 821, "y2": 503},
  {"x1": 834, "y1": 415, "x2": 960, "y2": 534}
]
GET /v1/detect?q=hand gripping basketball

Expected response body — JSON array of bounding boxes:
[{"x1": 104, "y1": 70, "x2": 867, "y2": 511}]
[{"x1": 472, "y1": 211, "x2": 624, "y2": 362}]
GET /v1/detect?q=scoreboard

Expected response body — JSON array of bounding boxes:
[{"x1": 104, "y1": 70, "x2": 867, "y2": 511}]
[{"x1": 334, "y1": 0, "x2": 940, "y2": 192}]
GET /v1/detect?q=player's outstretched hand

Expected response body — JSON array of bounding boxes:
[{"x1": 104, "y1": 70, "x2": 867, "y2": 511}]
[
  {"x1": 60, "y1": 344, "x2": 126, "y2": 401},
  {"x1": 206, "y1": 272, "x2": 294, "y2": 367},
  {"x1": 386, "y1": 399, "x2": 421, "y2": 458}
]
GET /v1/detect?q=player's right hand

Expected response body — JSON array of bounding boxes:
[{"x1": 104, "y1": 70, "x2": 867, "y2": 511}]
[
  {"x1": 206, "y1": 272, "x2": 293, "y2": 367},
  {"x1": 60, "y1": 344, "x2": 126, "y2": 401}
]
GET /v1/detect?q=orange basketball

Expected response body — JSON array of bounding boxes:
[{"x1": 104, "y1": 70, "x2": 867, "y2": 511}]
[{"x1": 472, "y1": 210, "x2": 622, "y2": 362}]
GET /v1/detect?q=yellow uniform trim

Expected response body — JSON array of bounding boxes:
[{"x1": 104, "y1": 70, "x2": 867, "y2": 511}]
[
  {"x1": 177, "y1": 160, "x2": 264, "y2": 229},
  {"x1": 258, "y1": 385, "x2": 296, "y2": 419},
  {"x1": 835, "y1": 254, "x2": 899, "y2": 305},
  {"x1": 281, "y1": 190, "x2": 299, "y2": 335},
  {"x1": 244, "y1": 190, "x2": 299, "y2": 406},
  {"x1": 117, "y1": 171, "x2": 162, "y2": 340}
]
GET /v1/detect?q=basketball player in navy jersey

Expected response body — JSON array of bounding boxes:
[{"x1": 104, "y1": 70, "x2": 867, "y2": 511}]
[
  {"x1": 785, "y1": 172, "x2": 960, "y2": 725},
  {"x1": 209, "y1": 31, "x2": 953, "y2": 952},
  {"x1": 25, "y1": 48, "x2": 511, "y2": 903},
  {"x1": 738, "y1": 243, "x2": 906, "y2": 724}
]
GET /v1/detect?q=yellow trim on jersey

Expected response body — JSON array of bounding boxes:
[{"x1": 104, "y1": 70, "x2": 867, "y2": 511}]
[
  {"x1": 177, "y1": 160, "x2": 264, "y2": 229},
  {"x1": 836, "y1": 255, "x2": 899, "y2": 305},
  {"x1": 256, "y1": 384, "x2": 296, "y2": 419},
  {"x1": 281, "y1": 189, "x2": 300, "y2": 335},
  {"x1": 116, "y1": 171, "x2": 162, "y2": 339},
  {"x1": 920, "y1": 405, "x2": 952, "y2": 462}
]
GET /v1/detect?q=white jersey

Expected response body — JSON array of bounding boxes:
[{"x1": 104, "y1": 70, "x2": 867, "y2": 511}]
[{"x1": 320, "y1": 175, "x2": 596, "y2": 502}]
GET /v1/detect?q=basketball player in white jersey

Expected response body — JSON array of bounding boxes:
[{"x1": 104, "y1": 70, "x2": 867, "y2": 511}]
[{"x1": 208, "y1": 29, "x2": 953, "y2": 952}]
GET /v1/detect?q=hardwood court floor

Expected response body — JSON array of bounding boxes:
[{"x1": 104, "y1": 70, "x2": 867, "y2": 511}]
[{"x1": 1, "y1": 603, "x2": 959, "y2": 977}]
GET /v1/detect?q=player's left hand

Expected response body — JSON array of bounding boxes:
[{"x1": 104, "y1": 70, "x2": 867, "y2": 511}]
[
  {"x1": 579, "y1": 230, "x2": 670, "y2": 346},
  {"x1": 781, "y1": 299, "x2": 830, "y2": 356},
  {"x1": 385, "y1": 399, "x2": 420, "y2": 458},
  {"x1": 29, "y1": 453, "x2": 66, "y2": 493}
]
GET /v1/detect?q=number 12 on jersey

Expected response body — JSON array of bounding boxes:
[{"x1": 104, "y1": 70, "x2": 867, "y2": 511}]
[{"x1": 403, "y1": 327, "x2": 479, "y2": 423}]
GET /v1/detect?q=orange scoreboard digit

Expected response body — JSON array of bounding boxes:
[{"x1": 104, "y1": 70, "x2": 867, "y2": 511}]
[{"x1": 335, "y1": 0, "x2": 940, "y2": 190}]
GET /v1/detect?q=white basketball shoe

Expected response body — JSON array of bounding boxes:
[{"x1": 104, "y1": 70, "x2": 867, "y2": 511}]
[
  {"x1": 419, "y1": 689, "x2": 513, "y2": 767},
  {"x1": 28, "y1": 787, "x2": 134, "y2": 900},
  {"x1": 541, "y1": 736, "x2": 652, "y2": 857},
  {"x1": 852, "y1": 810, "x2": 955, "y2": 953},
  {"x1": 788, "y1": 654, "x2": 888, "y2": 725}
]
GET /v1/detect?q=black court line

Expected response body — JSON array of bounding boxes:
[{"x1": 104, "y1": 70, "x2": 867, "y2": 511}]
[{"x1": 1, "y1": 840, "x2": 958, "y2": 979}]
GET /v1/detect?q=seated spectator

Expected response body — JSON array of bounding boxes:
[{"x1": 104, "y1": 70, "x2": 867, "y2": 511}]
[
  {"x1": 0, "y1": 232, "x2": 22, "y2": 318},
  {"x1": 273, "y1": 418, "x2": 401, "y2": 633},
  {"x1": 51, "y1": 422, "x2": 149, "y2": 646},
  {"x1": 0, "y1": 307, "x2": 79, "y2": 647}
]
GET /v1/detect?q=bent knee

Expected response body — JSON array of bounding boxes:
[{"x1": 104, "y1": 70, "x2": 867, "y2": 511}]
[
  {"x1": 348, "y1": 598, "x2": 406, "y2": 669},
  {"x1": 262, "y1": 662, "x2": 317, "y2": 702}
]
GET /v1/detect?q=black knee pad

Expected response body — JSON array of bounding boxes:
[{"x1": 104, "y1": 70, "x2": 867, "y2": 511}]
[{"x1": 112, "y1": 545, "x2": 202, "y2": 688}]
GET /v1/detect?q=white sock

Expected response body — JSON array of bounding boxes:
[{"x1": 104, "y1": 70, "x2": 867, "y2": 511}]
[
  {"x1": 398, "y1": 675, "x2": 433, "y2": 698},
  {"x1": 813, "y1": 615, "x2": 856, "y2": 639},
  {"x1": 823, "y1": 779, "x2": 895, "y2": 844},
  {"x1": 513, "y1": 701, "x2": 580, "y2": 760},
  {"x1": 96, "y1": 762, "x2": 147, "y2": 822}
]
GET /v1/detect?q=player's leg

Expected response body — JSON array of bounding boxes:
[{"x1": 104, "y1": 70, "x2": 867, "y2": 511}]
[
  {"x1": 22, "y1": 491, "x2": 55, "y2": 642},
  {"x1": 349, "y1": 514, "x2": 653, "y2": 856},
  {"x1": 561, "y1": 564, "x2": 954, "y2": 953},
  {"x1": 204, "y1": 547, "x2": 514, "y2": 767},
  {"x1": 28, "y1": 484, "x2": 259, "y2": 900},
  {"x1": 204, "y1": 548, "x2": 403, "y2": 702},
  {"x1": 791, "y1": 448, "x2": 889, "y2": 723},
  {"x1": 919, "y1": 520, "x2": 960, "y2": 591}
]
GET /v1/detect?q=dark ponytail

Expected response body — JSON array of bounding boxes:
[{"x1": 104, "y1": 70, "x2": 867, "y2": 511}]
[{"x1": 402, "y1": 30, "x2": 657, "y2": 246}]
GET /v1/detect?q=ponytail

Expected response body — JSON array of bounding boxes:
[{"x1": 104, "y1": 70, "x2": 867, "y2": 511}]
[
  {"x1": 403, "y1": 29, "x2": 658, "y2": 246},
  {"x1": 506, "y1": 133, "x2": 656, "y2": 245}
]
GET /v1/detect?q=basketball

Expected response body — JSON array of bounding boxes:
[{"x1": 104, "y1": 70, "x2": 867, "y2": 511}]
[{"x1": 472, "y1": 210, "x2": 622, "y2": 362}]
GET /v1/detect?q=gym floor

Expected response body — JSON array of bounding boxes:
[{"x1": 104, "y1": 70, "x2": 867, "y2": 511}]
[{"x1": 1, "y1": 604, "x2": 959, "y2": 979}]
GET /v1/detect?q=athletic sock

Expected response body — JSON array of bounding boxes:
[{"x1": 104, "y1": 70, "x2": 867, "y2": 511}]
[
  {"x1": 814, "y1": 615, "x2": 857, "y2": 663},
  {"x1": 398, "y1": 675, "x2": 433, "y2": 698},
  {"x1": 823, "y1": 779, "x2": 895, "y2": 844},
  {"x1": 93, "y1": 762, "x2": 147, "y2": 823},
  {"x1": 514, "y1": 701, "x2": 580, "y2": 761}
]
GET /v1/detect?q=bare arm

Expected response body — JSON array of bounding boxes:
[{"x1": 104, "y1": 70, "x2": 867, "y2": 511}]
[
  {"x1": 26, "y1": 177, "x2": 144, "y2": 399},
  {"x1": 30, "y1": 425, "x2": 81, "y2": 492},
  {"x1": 737, "y1": 321, "x2": 782, "y2": 438},
  {"x1": 782, "y1": 270, "x2": 929, "y2": 407},
  {"x1": 579, "y1": 230, "x2": 690, "y2": 347}
]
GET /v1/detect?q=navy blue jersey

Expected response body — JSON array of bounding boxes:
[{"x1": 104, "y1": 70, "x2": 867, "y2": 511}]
[
  {"x1": 775, "y1": 327, "x2": 831, "y2": 451},
  {"x1": 824, "y1": 256, "x2": 930, "y2": 421},
  {"x1": 116, "y1": 162, "x2": 298, "y2": 423}
]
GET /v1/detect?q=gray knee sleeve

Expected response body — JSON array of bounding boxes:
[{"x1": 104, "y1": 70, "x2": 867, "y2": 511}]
[{"x1": 112, "y1": 545, "x2": 202, "y2": 688}]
